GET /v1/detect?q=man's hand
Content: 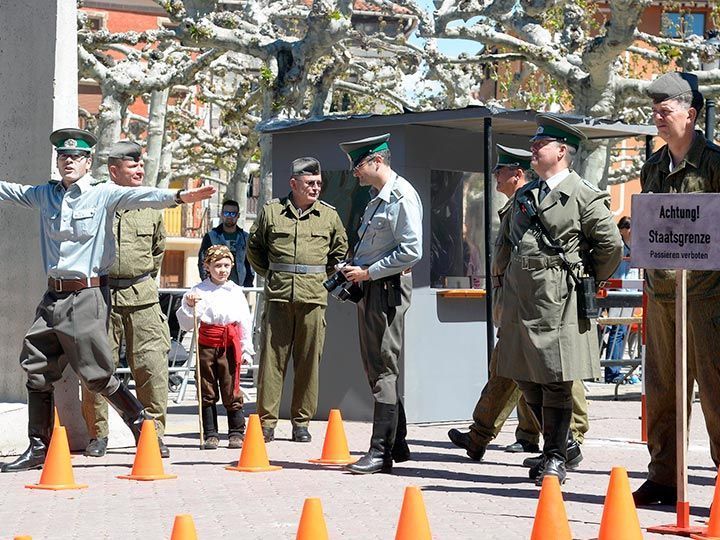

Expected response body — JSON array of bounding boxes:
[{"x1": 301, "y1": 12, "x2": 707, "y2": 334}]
[
  {"x1": 185, "y1": 292, "x2": 201, "y2": 308},
  {"x1": 342, "y1": 265, "x2": 370, "y2": 283},
  {"x1": 180, "y1": 185, "x2": 216, "y2": 203}
]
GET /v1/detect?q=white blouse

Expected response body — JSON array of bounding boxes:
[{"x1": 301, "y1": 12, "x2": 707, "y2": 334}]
[{"x1": 176, "y1": 279, "x2": 255, "y2": 359}]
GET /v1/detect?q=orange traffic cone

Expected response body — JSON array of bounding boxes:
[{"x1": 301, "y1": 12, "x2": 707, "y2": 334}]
[
  {"x1": 309, "y1": 409, "x2": 357, "y2": 465},
  {"x1": 296, "y1": 498, "x2": 329, "y2": 540},
  {"x1": 25, "y1": 426, "x2": 87, "y2": 491},
  {"x1": 53, "y1": 407, "x2": 61, "y2": 428},
  {"x1": 597, "y1": 467, "x2": 642, "y2": 540},
  {"x1": 170, "y1": 514, "x2": 198, "y2": 540},
  {"x1": 530, "y1": 476, "x2": 572, "y2": 540},
  {"x1": 14, "y1": 536, "x2": 32, "y2": 539},
  {"x1": 117, "y1": 420, "x2": 177, "y2": 481},
  {"x1": 226, "y1": 414, "x2": 281, "y2": 472},
  {"x1": 691, "y1": 468, "x2": 720, "y2": 539},
  {"x1": 395, "y1": 486, "x2": 432, "y2": 540}
]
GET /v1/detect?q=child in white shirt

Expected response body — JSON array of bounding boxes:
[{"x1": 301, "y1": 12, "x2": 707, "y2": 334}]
[{"x1": 177, "y1": 245, "x2": 254, "y2": 449}]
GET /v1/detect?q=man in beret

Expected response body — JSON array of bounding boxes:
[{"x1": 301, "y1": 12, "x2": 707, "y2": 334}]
[
  {"x1": 495, "y1": 115, "x2": 622, "y2": 485},
  {"x1": 80, "y1": 140, "x2": 172, "y2": 458},
  {"x1": 0, "y1": 128, "x2": 215, "y2": 473},
  {"x1": 448, "y1": 144, "x2": 590, "y2": 467},
  {"x1": 633, "y1": 72, "x2": 720, "y2": 506},
  {"x1": 247, "y1": 157, "x2": 348, "y2": 443},
  {"x1": 337, "y1": 134, "x2": 423, "y2": 475}
]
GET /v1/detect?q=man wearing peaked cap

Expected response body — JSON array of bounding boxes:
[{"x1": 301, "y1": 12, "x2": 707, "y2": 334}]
[
  {"x1": 633, "y1": 72, "x2": 720, "y2": 507},
  {"x1": 336, "y1": 133, "x2": 423, "y2": 475},
  {"x1": 0, "y1": 129, "x2": 215, "y2": 473},
  {"x1": 247, "y1": 156, "x2": 348, "y2": 444},
  {"x1": 448, "y1": 144, "x2": 589, "y2": 466},
  {"x1": 80, "y1": 139, "x2": 172, "y2": 459},
  {"x1": 495, "y1": 115, "x2": 622, "y2": 486}
]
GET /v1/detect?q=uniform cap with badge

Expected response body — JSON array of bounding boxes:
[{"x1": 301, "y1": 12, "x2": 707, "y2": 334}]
[
  {"x1": 339, "y1": 133, "x2": 390, "y2": 168},
  {"x1": 530, "y1": 114, "x2": 587, "y2": 149},
  {"x1": 107, "y1": 140, "x2": 143, "y2": 162},
  {"x1": 50, "y1": 128, "x2": 97, "y2": 155},
  {"x1": 292, "y1": 157, "x2": 321, "y2": 177},
  {"x1": 493, "y1": 144, "x2": 532, "y2": 172},
  {"x1": 646, "y1": 71, "x2": 701, "y2": 103}
]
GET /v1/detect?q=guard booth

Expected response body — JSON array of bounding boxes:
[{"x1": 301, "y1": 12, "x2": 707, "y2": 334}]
[{"x1": 261, "y1": 107, "x2": 654, "y2": 423}]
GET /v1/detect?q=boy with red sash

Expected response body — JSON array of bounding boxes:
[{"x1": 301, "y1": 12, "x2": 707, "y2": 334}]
[{"x1": 177, "y1": 245, "x2": 254, "y2": 449}]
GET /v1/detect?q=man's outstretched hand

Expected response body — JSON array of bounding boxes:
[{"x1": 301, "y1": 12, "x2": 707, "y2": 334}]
[{"x1": 180, "y1": 185, "x2": 216, "y2": 203}]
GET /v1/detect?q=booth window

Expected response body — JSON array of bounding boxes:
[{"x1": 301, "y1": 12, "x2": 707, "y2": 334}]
[
  {"x1": 319, "y1": 170, "x2": 371, "y2": 251},
  {"x1": 431, "y1": 170, "x2": 498, "y2": 289}
]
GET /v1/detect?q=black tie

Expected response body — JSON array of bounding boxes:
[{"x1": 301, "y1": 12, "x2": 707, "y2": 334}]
[{"x1": 538, "y1": 182, "x2": 550, "y2": 203}]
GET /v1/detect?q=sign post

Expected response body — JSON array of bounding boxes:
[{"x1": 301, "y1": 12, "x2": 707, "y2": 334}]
[{"x1": 632, "y1": 193, "x2": 719, "y2": 535}]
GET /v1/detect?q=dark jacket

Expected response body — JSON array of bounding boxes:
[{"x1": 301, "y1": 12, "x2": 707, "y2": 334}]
[{"x1": 198, "y1": 224, "x2": 255, "y2": 287}]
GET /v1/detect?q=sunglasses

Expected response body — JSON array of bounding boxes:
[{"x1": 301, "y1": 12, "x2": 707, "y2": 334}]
[
  {"x1": 222, "y1": 211, "x2": 239, "y2": 217},
  {"x1": 57, "y1": 153, "x2": 89, "y2": 161}
]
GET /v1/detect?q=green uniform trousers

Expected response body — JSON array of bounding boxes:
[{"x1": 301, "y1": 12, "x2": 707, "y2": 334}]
[
  {"x1": 257, "y1": 301, "x2": 326, "y2": 428},
  {"x1": 645, "y1": 294, "x2": 720, "y2": 486},
  {"x1": 469, "y1": 346, "x2": 589, "y2": 449},
  {"x1": 81, "y1": 302, "x2": 170, "y2": 438}
]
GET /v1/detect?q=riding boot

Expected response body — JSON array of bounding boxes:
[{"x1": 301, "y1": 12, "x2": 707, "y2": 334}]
[
  {"x1": 202, "y1": 404, "x2": 219, "y2": 449},
  {"x1": 1, "y1": 390, "x2": 53, "y2": 472},
  {"x1": 346, "y1": 402, "x2": 396, "y2": 474},
  {"x1": 534, "y1": 406, "x2": 571, "y2": 486},
  {"x1": 104, "y1": 383, "x2": 149, "y2": 444},
  {"x1": 227, "y1": 408, "x2": 245, "y2": 436},
  {"x1": 391, "y1": 400, "x2": 411, "y2": 463}
]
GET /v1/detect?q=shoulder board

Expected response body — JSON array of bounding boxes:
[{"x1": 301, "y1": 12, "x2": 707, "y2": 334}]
[
  {"x1": 645, "y1": 146, "x2": 665, "y2": 165},
  {"x1": 318, "y1": 200, "x2": 336, "y2": 210},
  {"x1": 265, "y1": 198, "x2": 281, "y2": 205},
  {"x1": 580, "y1": 178, "x2": 601, "y2": 192},
  {"x1": 706, "y1": 140, "x2": 720, "y2": 153},
  {"x1": 391, "y1": 187, "x2": 405, "y2": 200},
  {"x1": 89, "y1": 176, "x2": 107, "y2": 186}
]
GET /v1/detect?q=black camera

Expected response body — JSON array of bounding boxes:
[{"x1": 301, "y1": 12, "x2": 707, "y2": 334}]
[{"x1": 324, "y1": 263, "x2": 363, "y2": 303}]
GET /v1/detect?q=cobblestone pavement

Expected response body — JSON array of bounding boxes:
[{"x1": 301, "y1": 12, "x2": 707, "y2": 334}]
[{"x1": 0, "y1": 383, "x2": 716, "y2": 539}]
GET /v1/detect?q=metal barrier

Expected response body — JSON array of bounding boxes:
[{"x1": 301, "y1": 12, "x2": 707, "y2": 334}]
[{"x1": 115, "y1": 286, "x2": 264, "y2": 404}]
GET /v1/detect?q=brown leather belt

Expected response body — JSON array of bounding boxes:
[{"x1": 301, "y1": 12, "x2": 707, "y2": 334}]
[{"x1": 47, "y1": 275, "x2": 109, "y2": 293}]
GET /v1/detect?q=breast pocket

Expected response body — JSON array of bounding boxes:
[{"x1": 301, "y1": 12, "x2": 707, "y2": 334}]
[
  {"x1": 71, "y1": 207, "x2": 97, "y2": 240},
  {"x1": 269, "y1": 224, "x2": 295, "y2": 254},
  {"x1": 370, "y1": 216, "x2": 390, "y2": 244}
]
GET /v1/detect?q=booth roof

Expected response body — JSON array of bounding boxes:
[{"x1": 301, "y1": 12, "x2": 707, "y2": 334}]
[{"x1": 258, "y1": 106, "x2": 657, "y2": 141}]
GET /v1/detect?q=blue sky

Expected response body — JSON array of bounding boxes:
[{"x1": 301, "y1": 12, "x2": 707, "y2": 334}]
[{"x1": 409, "y1": 0, "x2": 484, "y2": 57}]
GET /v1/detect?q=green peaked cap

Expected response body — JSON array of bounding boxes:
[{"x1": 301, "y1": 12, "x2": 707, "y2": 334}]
[
  {"x1": 530, "y1": 114, "x2": 587, "y2": 149},
  {"x1": 50, "y1": 128, "x2": 97, "y2": 154},
  {"x1": 494, "y1": 144, "x2": 532, "y2": 171},
  {"x1": 339, "y1": 133, "x2": 390, "y2": 168}
]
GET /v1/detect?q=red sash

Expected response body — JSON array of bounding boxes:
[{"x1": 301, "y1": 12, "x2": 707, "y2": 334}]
[{"x1": 198, "y1": 322, "x2": 243, "y2": 397}]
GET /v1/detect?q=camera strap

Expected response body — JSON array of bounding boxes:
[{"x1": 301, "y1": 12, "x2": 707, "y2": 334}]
[{"x1": 351, "y1": 200, "x2": 381, "y2": 263}]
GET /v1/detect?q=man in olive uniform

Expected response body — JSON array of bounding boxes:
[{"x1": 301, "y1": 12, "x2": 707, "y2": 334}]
[
  {"x1": 496, "y1": 115, "x2": 622, "y2": 485},
  {"x1": 0, "y1": 129, "x2": 214, "y2": 473},
  {"x1": 80, "y1": 140, "x2": 171, "y2": 459},
  {"x1": 633, "y1": 72, "x2": 720, "y2": 506},
  {"x1": 449, "y1": 145, "x2": 589, "y2": 466},
  {"x1": 338, "y1": 134, "x2": 423, "y2": 475},
  {"x1": 247, "y1": 157, "x2": 348, "y2": 443}
]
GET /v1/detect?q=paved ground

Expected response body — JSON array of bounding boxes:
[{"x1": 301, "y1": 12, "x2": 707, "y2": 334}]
[{"x1": 0, "y1": 382, "x2": 717, "y2": 539}]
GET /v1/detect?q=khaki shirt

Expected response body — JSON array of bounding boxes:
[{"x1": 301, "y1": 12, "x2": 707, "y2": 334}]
[
  {"x1": 247, "y1": 196, "x2": 348, "y2": 305},
  {"x1": 109, "y1": 208, "x2": 165, "y2": 307},
  {"x1": 641, "y1": 131, "x2": 720, "y2": 300}
]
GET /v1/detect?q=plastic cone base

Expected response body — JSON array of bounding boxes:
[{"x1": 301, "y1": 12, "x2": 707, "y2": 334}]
[
  {"x1": 531, "y1": 476, "x2": 572, "y2": 540},
  {"x1": 296, "y1": 498, "x2": 329, "y2": 540},
  {"x1": 170, "y1": 514, "x2": 198, "y2": 540},
  {"x1": 26, "y1": 426, "x2": 87, "y2": 491},
  {"x1": 118, "y1": 420, "x2": 176, "y2": 481},
  {"x1": 598, "y1": 467, "x2": 642, "y2": 539},
  {"x1": 690, "y1": 469, "x2": 720, "y2": 539},
  {"x1": 309, "y1": 409, "x2": 357, "y2": 465},
  {"x1": 649, "y1": 501, "x2": 704, "y2": 536},
  {"x1": 395, "y1": 486, "x2": 432, "y2": 540},
  {"x1": 226, "y1": 414, "x2": 282, "y2": 473}
]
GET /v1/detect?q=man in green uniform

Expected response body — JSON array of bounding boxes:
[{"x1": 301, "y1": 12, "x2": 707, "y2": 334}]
[
  {"x1": 633, "y1": 72, "x2": 720, "y2": 506},
  {"x1": 81, "y1": 140, "x2": 171, "y2": 458},
  {"x1": 496, "y1": 115, "x2": 622, "y2": 485},
  {"x1": 247, "y1": 157, "x2": 348, "y2": 443},
  {"x1": 448, "y1": 145, "x2": 589, "y2": 466}
]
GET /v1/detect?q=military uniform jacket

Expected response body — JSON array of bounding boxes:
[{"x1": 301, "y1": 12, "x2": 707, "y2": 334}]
[
  {"x1": 496, "y1": 171, "x2": 622, "y2": 383},
  {"x1": 491, "y1": 198, "x2": 514, "y2": 324},
  {"x1": 641, "y1": 131, "x2": 720, "y2": 301},
  {"x1": 247, "y1": 196, "x2": 348, "y2": 305},
  {"x1": 110, "y1": 207, "x2": 165, "y2": 307}
]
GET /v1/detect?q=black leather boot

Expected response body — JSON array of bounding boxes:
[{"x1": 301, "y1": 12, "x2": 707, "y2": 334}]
[
  {"x1": 391, "y1": 400, "x2": 411, "y2": 463},
  {"x1": 104, "y1": 384, "x2": 149, "y2": 444},
  {"x1": 1, "y1": 390, "x2": 53, "y2": 472},
  {"x1": 524, "y1": 431, "x2": 583, "y2": 470},
  {"x1": 227, "y1": 408, "x2": 245, "y2": 449},
  {"x1": 346, "y1": 403, "x2": 396, "y2": 475},
  {"x1": 201, "y1": 404, "x2": 219, "y2": 449},
  {"x1": 534, "y1": 407, "x2": 571, "y2": 486}
]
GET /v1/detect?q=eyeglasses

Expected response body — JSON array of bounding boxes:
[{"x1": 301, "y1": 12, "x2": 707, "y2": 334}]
[
  {"x1": 301, "y1": 180, "x2": 322, "y2": 188},
  {"x1": 222, "y1": 211, "x2": 239, "y2": 217},
  {"x1": 352, "y1": 157, "x2": 373, "y2": 173},
  {"x1": 57, "y1": 153, "x2": 88, "y2": 161}
]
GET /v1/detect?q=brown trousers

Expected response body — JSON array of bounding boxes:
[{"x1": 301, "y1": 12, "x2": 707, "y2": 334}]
[
  {"x1": 198, "y1": 345, "x2": 243, "y2": 411},
  {"x1": 645, "y1": 294, "x2": 720, "y2": 486}
]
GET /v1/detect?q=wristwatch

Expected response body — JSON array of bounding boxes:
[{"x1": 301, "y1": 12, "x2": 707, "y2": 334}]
[{"x1": 174, "y1": 189, "x2": 184, "y2": 205}]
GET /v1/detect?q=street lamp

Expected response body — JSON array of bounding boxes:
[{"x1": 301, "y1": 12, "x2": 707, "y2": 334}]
[{"x1": 701, "y1": 30, "x2": 720, "y2": 141}]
